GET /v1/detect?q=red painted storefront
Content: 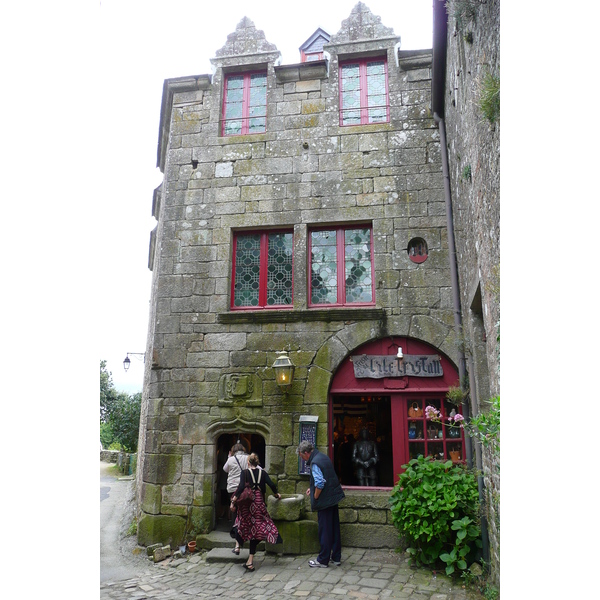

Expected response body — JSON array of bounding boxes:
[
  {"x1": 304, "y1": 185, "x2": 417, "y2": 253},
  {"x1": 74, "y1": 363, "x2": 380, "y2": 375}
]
[{"x1": 328, "y1": 337, "x2": 463, "y2": 488}]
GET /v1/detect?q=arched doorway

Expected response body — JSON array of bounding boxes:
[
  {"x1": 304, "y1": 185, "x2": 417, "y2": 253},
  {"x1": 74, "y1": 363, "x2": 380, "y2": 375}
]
[
  {"x1": 215, "y1": 432, "x2": 266, "y2": 525},
  {"x1": 330, "y1": 337, "x2": 463, "y2": 488}
]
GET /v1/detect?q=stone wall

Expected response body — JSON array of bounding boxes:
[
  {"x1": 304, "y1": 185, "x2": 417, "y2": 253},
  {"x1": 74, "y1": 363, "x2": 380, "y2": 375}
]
[
  {"x1": 138, "y1": 3, "x2": 459, "y2": 551},
  {"x1": 443, "y1": 0, "x2": 500, "y2": 585},
  {"x1": 101, "y1": 450, "x2": 119, "y2": 463}
]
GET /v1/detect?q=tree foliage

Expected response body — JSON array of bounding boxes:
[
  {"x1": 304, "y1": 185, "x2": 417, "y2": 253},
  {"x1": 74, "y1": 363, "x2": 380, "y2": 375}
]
[{"x1": 100, "y1": 360, "x2": 141, "y2": 452}]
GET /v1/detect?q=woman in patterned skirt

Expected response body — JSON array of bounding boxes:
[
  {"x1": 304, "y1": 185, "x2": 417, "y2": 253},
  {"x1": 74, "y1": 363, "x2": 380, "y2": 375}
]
[{"x1": 230, "y1": 453, "x2": 283, "y2": 572}]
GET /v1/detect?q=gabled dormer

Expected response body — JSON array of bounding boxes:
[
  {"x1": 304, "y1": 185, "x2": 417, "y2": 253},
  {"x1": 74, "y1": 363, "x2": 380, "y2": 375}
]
[{"x1": 299, "y1": 27, "x2": 330, "y2": 62}]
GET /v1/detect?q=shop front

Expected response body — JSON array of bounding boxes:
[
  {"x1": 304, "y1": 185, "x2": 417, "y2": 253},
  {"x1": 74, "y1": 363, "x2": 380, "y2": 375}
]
[{"x1": 329, "y1": 337, "x2": 463, "y2": 490}]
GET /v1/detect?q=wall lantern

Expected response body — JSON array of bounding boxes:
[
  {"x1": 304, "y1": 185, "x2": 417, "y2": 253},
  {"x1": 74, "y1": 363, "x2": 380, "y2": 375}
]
[
  {"x1": 123, "y1": 352, "x2": 145, "y2": 372},
  {"x1": 272, "y1": 351, "x2": 295, "y2": 389},
  {"x1": 396, "y1": 347, "x2": 403, "y2": 360}
]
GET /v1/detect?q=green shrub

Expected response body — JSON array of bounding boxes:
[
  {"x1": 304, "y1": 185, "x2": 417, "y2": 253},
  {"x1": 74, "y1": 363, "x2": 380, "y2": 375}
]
[{"x1": 389, "y1": 456, "x2": 481, "y2": 574}]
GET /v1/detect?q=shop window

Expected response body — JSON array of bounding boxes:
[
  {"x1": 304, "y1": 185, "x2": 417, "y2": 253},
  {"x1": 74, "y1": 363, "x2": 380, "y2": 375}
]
[
  {"x1": 407, "y1": 237, "x2": 428, "y2": 263},
  {"x1": 231, "y1": 230, "x2": 293, "y2": 309},
  {"x1": 405, "y1": 398, "x2": 464, "y2": 463},
  {"x1": 333, "y1": 396, "x2": 393, "y2": 487},
  {"x1": 332, "y1": 394, "x2": 464, "y2": 489},
  {"x1": 222, "y1": 71, "x2": 267, "y2": 136},
  {"x1": 309, "y1": 225, "x2": 374, "y2": 307},
  {"x1": 339, "y1": 57, "x2": 389, "y2": 126}
]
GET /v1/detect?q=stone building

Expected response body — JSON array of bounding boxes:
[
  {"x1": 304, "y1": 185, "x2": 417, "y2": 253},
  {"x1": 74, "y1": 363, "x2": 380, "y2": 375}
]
[
  {"x1": 136, "y1": 1, "x2": 499, "y2": 565},
  {"x1": 432, "y1": 0, "x2": 500, "y2": 585}
]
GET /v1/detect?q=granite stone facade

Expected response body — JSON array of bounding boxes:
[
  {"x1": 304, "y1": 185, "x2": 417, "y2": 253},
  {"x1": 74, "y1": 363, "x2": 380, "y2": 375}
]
[
  {"x1": 439, "y1": 0, "x2": 500, "y2": 585},
  {"x1": 136, "y1": 2, "x2": 498, "y2": 559}
]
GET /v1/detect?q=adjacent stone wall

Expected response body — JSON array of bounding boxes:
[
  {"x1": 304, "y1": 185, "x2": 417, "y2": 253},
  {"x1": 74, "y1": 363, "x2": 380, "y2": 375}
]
[
  {"x1": 138, "y1": 3, "x2": 458, "y2": 551},
  {"x1": 443, "y1": 0, "x2": 500, "y2": 586}
]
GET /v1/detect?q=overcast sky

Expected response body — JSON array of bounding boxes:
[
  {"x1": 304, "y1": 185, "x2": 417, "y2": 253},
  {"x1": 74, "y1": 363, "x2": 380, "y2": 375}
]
[{"x1": 94, "y1": 0, "x2": 434, "y2": 394}]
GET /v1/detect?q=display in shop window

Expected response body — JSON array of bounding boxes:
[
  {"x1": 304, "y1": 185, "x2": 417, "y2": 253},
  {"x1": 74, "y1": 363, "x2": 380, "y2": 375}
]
[{"x1": 351, "y1": 428, "x2": 379, "y2": 486}]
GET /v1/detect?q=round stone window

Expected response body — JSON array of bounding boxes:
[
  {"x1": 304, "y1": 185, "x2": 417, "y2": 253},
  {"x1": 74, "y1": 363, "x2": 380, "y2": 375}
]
[{"x1": 408, "y1": 238, "x2": 428, "y2": 263}]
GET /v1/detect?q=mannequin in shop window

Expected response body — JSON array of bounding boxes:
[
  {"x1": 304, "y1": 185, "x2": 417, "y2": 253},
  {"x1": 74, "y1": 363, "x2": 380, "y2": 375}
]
[{"x1": 352, "y1": 428, "x2": 379, "y2": 486}]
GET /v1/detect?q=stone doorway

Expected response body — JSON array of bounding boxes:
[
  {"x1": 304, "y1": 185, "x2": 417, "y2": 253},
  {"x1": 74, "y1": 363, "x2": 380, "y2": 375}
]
[{"x1": 215, "y1": 432, "x2": 266, "y2": 526}]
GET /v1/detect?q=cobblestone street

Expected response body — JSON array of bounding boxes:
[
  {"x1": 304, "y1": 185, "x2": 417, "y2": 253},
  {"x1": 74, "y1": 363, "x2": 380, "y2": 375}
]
[{"x1": 101, "y1": 547, "x2": 485, "y2": 600}]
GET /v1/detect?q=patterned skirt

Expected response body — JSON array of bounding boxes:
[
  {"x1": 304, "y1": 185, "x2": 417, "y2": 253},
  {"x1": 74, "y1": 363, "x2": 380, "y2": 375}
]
[{"x1": 234, "y1": 488, "x2": 282, "y2": 545}]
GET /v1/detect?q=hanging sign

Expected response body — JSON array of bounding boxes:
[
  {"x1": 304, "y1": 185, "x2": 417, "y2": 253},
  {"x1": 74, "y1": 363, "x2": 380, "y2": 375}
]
[
  {"x1": 298, "y1": 415, "x2": 318, "y2": 475},
  {"x1": 352, "y1": 354, "x2": 443, "y2": 378}
]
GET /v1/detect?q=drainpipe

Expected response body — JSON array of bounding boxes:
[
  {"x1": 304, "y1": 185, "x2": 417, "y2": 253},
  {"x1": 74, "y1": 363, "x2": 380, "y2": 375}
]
[
  {"x1": 433, "y1": 112, "x2": 472, "y2": 468},
  {"x1": 467, "y1": 356, "x2": 490, "y2": 563},
  {"x1": 434, "y1": 111, "x2": 489, "y2": 563}
]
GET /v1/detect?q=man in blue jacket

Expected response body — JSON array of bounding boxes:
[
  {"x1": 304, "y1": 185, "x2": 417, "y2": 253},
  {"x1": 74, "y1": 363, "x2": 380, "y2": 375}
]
[{"x1": 297, "y1": 440, "x2": 346, "y2": 567}]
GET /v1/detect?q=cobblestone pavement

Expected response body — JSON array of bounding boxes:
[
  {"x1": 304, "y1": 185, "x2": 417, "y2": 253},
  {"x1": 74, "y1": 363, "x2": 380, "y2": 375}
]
[{"x1": 100, "y1": 546, "x2": 485, "y2": 600}]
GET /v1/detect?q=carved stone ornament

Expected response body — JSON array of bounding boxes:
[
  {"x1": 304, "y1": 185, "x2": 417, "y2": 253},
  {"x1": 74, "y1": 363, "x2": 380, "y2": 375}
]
[{"x1": 218, "y1": 373, "x2": 262, "y2": 406}]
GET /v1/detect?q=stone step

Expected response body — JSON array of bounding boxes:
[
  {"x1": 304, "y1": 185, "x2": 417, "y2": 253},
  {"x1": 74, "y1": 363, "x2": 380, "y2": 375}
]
[
  {"x1": 196, "y1": 528, "x2": 266, "y2": 553},
  {"x1": 205, "y1": 547, "x2": 260, "y2": 564}
]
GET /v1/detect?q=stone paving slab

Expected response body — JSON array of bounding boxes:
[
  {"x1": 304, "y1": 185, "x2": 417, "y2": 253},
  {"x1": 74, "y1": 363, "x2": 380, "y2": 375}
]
[{"x1": 100, "y1": 548, "x2": 485, "y2": 600}]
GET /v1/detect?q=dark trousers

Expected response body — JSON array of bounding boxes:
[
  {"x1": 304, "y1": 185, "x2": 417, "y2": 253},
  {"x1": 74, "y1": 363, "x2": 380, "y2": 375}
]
[
  {"x1": 235, "y1": 532, "x2": 258, "y2": 555},
  {"x1": 317, "y1": 504, "x2": 341, "y2": 565}
]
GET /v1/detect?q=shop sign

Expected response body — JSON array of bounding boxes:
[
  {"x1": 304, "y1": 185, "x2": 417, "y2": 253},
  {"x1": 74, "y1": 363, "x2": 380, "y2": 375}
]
[
  {"x1": 298, "y1": 415, "x2": 318, "y2": 475},
  {"x1": 352, "y1": 354, "x2": 443, "y2": 379}
]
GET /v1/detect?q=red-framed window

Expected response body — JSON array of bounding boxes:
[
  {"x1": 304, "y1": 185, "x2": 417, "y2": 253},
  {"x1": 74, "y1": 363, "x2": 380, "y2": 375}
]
[
  {"x1": 222, "y1": 71, "x2": 267, "y2": 136},
  {"x1": 231, "y1": 230, "x2": 293, "y2": 309},
  {"x1": 331, "y1": 394, "x2": 464, "y2": 489},
  {"x1": 309, "y1": 225, "x2": 375, "y2": 307},
  {"x1": 339, "y1": 57, "x2": 389, "y2": 126},
  {"x1": 301, "y1": 51, "x2": 324, "y2": 62}
]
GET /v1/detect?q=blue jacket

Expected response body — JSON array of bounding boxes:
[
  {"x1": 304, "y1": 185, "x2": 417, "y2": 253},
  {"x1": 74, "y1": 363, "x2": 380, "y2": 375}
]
[{"x1": 307, "y1": 449, "x2": 345, "y2": 511}]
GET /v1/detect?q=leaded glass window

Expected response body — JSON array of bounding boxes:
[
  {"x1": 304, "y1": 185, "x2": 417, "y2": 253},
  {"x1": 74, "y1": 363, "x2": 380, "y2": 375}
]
[
  {"x1": 310, "y1": 226, "x2": 374, "y2": 307},
  {"x1": 222, "y1": 72, "x2": 267, "y2": 136},
  {"x1": 232, "y1": 231, "x2": 293, "y2": 309},
  {"x1": 340, "y1": 58, "x2": 389, "y2": 126}
]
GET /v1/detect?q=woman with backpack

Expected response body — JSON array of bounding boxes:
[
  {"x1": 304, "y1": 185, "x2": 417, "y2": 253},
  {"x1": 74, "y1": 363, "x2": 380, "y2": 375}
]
[{"x1": 230, "y1": 453, "x2": 283, "y2": 572}]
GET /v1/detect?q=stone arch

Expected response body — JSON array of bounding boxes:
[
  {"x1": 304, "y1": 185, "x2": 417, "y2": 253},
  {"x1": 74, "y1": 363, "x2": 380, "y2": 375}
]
[
  {"x1": 305, "y1": 315, "x2": 458, "y2": 401},
  {"x1": 206, "y1": 415, "x2": 272, "y2": 470}
]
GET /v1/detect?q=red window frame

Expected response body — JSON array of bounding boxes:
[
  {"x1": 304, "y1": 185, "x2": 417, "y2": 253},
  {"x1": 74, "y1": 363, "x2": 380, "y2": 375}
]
[
  {"x1": 301, "y1": 51, "x2": 324, "y2": 62},
  {"x1": 221, "y1": 71, "x2": 267, "y2": 137},
  {"x1": 339, "y1": 56, "x2": 390, "y2": 126},
  {"x1": 231, "y1": 230, "x2": 294, "y2": 310},
  {"x1": 308, "y1": 225, "x2": 375, "y2": 308}
]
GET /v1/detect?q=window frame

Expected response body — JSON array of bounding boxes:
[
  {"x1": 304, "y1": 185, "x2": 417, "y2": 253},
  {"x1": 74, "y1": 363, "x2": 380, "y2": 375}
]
[
  {"x1": 230, "y1": 229, "x2": 294, "y2": 311},
  {"x1": 221, "y1": 70, "x2": 267, "y2": 137},
  {"x1": 308, "y1": 224, "x2": 376, "y2": 308},
  {"x1": 338, "y1": 56, "x2": 390, "y2": 127}
]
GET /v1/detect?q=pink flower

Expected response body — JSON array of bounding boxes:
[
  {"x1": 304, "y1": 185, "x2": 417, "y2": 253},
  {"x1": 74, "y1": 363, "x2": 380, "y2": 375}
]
[{"x1": 425, "y1": 405, "x2": 441, "y2": 420}]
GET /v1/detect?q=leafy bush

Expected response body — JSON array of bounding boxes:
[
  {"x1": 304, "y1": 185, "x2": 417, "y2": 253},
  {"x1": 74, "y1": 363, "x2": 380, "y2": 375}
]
[
  {"x1": 389, "y1": 456, "x2": 481, "y2": 574},
  {"x1": 469, "y1": 396, "x2": 500, "y2": 452}
]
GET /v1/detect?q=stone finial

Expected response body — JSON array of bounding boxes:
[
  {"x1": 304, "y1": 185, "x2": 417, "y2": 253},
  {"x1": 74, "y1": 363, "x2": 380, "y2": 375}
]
[
  {"x1": 214, "y1": 16, "x2": 279, "y2": 57},
  {"x1": 330, "y1": 1, "x2": 395, "y2": 44}
]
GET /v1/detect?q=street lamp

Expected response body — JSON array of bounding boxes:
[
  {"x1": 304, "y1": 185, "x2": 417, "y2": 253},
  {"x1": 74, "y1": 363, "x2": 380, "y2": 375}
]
[
  {"x1": 272, "y1": 351, "x2": 295, "y2": 390},
  {"x1": 123, "y1": 352, "x2": 145, "y2": 372}
]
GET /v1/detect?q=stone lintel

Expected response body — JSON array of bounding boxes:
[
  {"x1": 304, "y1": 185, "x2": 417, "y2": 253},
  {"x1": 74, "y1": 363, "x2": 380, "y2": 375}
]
[
  {"x1": 397, "y1": 49, "x2": 433, "y2": 71},
  {"x1": 274, "y1": 60, "x2": 328, "y2": 84},
  {"x1": 218, "y1": 307, "x2": 386, "y2": 324}
]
